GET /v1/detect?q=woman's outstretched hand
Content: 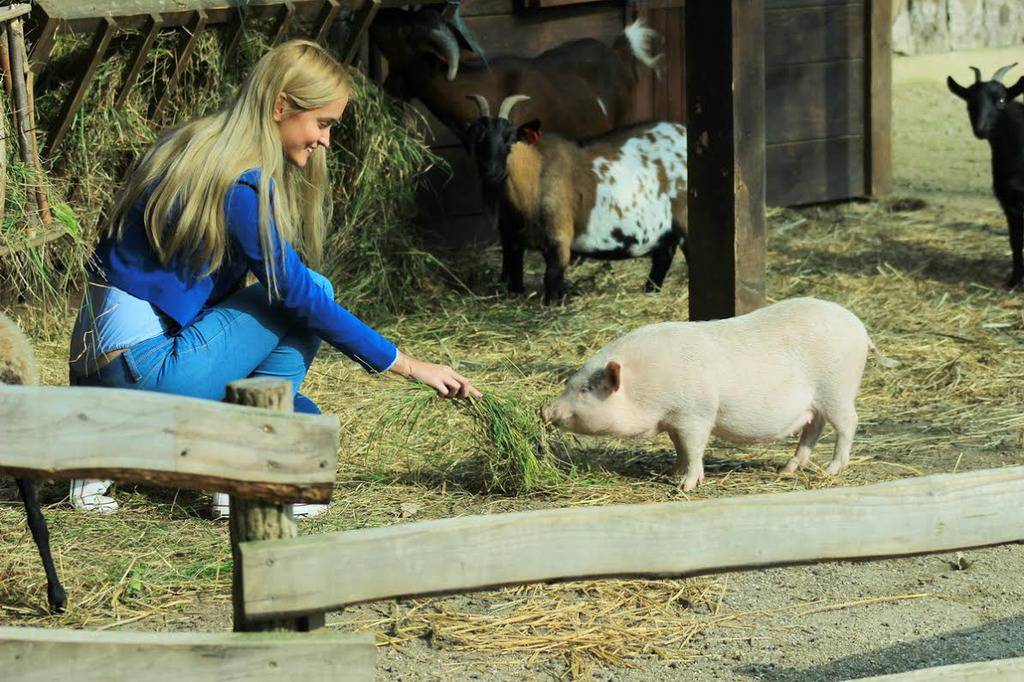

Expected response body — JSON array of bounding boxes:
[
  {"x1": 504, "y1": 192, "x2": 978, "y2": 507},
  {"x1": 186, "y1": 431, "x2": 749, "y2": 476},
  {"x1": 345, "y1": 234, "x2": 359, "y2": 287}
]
[{"x1": 390, "y1": 351, "x2": 482, "y2": 399}]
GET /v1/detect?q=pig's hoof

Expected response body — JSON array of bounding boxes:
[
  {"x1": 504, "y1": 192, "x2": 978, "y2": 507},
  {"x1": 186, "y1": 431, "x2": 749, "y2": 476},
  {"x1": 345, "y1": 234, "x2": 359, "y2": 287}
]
[
  {"x1": 825, "y1": 462, "x2": 846, "y2": 476},
  {"x1": 780, "y1": 459, "x2": 800, "y2": 474}
]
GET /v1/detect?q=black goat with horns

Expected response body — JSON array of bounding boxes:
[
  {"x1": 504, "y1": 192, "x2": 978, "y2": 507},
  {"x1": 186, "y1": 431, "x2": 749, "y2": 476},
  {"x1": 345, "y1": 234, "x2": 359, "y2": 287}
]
[{"x1": 948, "y1": 62, "x2": 1024, "y2": 288}]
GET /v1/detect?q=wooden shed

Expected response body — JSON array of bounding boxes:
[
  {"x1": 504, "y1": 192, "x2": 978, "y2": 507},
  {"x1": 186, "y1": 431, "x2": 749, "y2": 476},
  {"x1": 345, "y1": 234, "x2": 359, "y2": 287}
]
[{"x1": 370, "y1": 0, "x2": 891, "y2": 245}]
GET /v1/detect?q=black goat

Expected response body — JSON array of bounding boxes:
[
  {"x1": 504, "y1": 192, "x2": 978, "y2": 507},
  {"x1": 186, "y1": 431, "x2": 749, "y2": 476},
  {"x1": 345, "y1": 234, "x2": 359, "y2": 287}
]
[
  {"x1": 1, "y1": 311, "x2": 66, "y2": 613},
  {"x1": 948, "y1": 63, "x2": 1024, "y2": 288}
]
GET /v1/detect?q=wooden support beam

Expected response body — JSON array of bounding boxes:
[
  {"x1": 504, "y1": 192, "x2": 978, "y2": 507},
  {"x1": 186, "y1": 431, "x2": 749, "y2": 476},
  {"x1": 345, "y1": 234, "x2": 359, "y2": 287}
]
[
  {"x1": 865, "y1": 0, "x2": 892, "y2": 197},
  {"x1": 223, "y1": 8, "x2": 246, "y2": 65},
  {"x1": 685, "y1": 0, "x2": 766, "y2": 321},
  {"x1": 313, "y1": 0, "x2": 342, "y2": 44},
  {"x1": 226, "y1": 378, "x2": 326, "y2": 633},
  {"x1": 241, "y1": 466, "x2": 1024, "y2": 619},
  {"x1": 0, "y1": 221, "x2": 67, "y2": 257},
  {"x1": 852, "y1": 656, "x2": 1024, "y2": 681},
  {"x1": 46, "y1": 15, "x2": 116, "y2": 153},
  {"x1": 0, "y1": 385, "x2": 339, "y2": 503},
  {"x1": 151, "y1": 9, "x2": 207, "y2": 120},
  {"x1": 115, "y1": 13, "x2": 163, "y2": 111},
  {"x1": 27, "y1": 15, "x2": 59, "y2": 75},
  {"x1": 0, "y1": 628, "x2": 375, "y2": 681},
  {"x1": 0, "y1": 4, "x2": 31, "y2": 24},
  {"x1": 8, "y1": 19, "x2": 50, "y2": 221},
  {"x1": 20, "y1": 37, "x2": 50, "y2": 223},
  {"x1": 342, "y1": 0, "x2": 381, "y2": 65},
  {"x1": 268, "y1": 1, "x2": 296, "y2": 47}
]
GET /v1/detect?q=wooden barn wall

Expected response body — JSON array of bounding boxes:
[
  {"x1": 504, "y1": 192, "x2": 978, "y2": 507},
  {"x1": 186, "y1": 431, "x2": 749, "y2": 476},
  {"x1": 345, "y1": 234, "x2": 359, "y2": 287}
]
[
  {"x1": 764, "y1": 0, "x2": 868, "y2": 206},
  {"x1": 386, "y1": 0, "x2": 872, "y2": 244}
]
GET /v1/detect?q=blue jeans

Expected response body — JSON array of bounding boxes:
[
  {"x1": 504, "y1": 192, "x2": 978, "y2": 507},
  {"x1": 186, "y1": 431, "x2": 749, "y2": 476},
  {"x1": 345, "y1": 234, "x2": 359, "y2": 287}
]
[{"x1": 72, "y1": 273, "x2": 332, "y2": 415}]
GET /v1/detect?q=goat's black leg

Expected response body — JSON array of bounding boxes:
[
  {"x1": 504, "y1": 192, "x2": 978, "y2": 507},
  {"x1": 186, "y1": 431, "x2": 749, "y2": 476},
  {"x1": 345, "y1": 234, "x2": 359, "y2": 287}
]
[
  {"x1": 645, "y1": 231, "x2": 682, "y2": 292},
  {"x1": 1005, "y1": 204, "x2": 1024, "y2": 289},
  {"x1": 497, "y1": 205, "x2": 526, "y2": 294},
  {"x1": 15, "y1": 478, "x2": 66, "y2": 613},
  {"x1": 543, "y1": 243, "x2": 570, "y2": 305}
]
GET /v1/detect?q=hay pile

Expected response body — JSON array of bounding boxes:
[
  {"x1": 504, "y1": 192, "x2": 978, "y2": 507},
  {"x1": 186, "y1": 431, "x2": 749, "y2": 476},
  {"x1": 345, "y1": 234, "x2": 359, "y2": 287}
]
[{"x1": 3, "y1": 19, "x2": 446, "y2": 321}]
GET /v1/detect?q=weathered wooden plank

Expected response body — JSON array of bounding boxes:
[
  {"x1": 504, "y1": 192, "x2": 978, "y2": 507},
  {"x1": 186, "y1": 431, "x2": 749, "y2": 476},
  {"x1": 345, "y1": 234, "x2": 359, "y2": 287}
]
[
  {"x1": 115, "y1": 13, "x2": 164, "y2": 110},
  {"x1": 852, "y1": 656, "x2": 1024, "y2": 681},
  {"x1": 0, "y1": 385, "x2": 339, "y2": 503},
  {"x1": 866, "y1": 0, "x2": 892, "y2": 196},
  {"x1": 46, "y1": 15, "x2": 116, "y2": 152},
  {"x1": 0, "y1": 628, "x2": 375, "y2": 681},
  {"x1": 765, "y1": 60, "x2": 864, "y2": 144},
  {"x1": 765, "y1": 4, "x2": 864, "y2": 66},
  {"x1": 151, "y1": 9, "x2": 207, "y2": 120},
  {"x1": 8, "y1": 18, "x2": 50, "y2": 222},
  {"x1": 268, "y1": 1, "x2": 296, "y2": 47},
  {"x1": 226, "y1": 378, "x2": 324, "y2": 633},
  {"x1": 463, "y1": 6, "x2": 624, "y2": 57},
  {"x1": 27, "y1": 15, "x2": 59, "y2": 75},
  {"x1": 342, "y1": 0, "x2": 381, "y2": 64},
  {"x1": 241, "y1": 466, "x2": 1024, "y2": 618},
  {"x1": 34, "y1": 0, "x2": 334, "y2": 22},
  {"x1": 312, "y1": 0, "x2": 342, "y2": 43},
  {"x1": 685, "y1": 0, "x2": 766, "y2": 321},
  {"x1": 222, "y1": 7, "x2": 245, "y2": 64},
  {"x1": 766, "y1": 135, "x2": 864, "y2": 206},
  {"x1": 766, "y1": 0, "x2": 862, "y2": 8},
  {"x1": 0, "y1": 4, "x2": 32, "y2": 23},
  {"x1": 459, "y1": 0, "x2": 516, "y2": 16},
  {"x1": 31, "y1": 0, "x2": 436, "y2": 30},
  {"x1": 522, "y1": 0, "x2": 601, "y2": 8}
]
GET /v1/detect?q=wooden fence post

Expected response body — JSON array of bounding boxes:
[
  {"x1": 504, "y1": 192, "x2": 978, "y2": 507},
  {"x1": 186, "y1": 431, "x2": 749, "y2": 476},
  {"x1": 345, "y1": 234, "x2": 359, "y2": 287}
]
[
  {"x1": 225, "y1": 378, "x2": 325, "y2": 633},
  {"x1": 685, "y1": 0, "x2": 766, "y2": 321}
]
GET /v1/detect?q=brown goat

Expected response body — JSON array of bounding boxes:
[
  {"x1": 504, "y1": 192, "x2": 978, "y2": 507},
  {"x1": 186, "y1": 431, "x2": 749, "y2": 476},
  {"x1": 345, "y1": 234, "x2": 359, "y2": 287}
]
[
  {"x1": 368, "y1": 7, "x2": 662, "y2": 143},
  {"x1": 466, "y1": 95, "x2": 688, "y2": 304}
]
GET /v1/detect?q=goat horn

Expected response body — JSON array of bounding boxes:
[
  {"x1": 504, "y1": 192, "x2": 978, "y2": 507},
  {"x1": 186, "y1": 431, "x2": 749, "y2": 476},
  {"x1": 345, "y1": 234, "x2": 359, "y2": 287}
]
[
  {"x1": 427, "y1": 24, "x2": 460, "y2": 81},
  {"x1": 993, "y1": 62, "x2": 1019, "y2": 83},
  {"x1": 466, "y1": 94, "x2": 491, "y2": 118},
  {"x1": 498, "y1": 94, "x2": 531, "y2": 121},
  {"x1": 970, "y1": 66, "x2": 983, "y2": 83}
]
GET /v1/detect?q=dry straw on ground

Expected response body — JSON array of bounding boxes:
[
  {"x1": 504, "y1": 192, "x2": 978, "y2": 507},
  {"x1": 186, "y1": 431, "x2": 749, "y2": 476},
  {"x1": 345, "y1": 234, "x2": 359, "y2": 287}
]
[{"x1": 2, "y1": 29, "x2": 1023, "y2": 681}]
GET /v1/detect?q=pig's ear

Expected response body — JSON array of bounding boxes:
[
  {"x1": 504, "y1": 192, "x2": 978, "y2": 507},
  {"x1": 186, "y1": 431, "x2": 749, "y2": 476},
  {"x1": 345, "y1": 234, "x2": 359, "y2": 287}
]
[{"x1": 604, "y1": 361, "x2": 621, "y2": 393}]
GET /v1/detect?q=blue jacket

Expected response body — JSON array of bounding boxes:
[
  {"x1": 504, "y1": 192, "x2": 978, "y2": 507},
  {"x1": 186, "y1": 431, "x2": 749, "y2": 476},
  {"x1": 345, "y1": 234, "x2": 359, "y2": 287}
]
[{"x1": 91, "y1": 168, "x2": 398, "y2": 373}]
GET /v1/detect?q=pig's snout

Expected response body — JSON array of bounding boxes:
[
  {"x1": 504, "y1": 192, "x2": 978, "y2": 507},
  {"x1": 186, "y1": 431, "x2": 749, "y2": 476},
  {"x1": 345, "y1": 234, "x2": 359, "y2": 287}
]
[{"x1": 540, "y1": 400, "x2": 568, "y2": 427}]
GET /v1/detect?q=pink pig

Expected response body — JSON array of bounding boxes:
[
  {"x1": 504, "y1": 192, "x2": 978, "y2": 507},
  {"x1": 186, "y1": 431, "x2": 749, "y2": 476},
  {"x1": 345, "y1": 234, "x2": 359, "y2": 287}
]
[{"x1": 541, "y1": 297, "x2": 897, "y2": 491}]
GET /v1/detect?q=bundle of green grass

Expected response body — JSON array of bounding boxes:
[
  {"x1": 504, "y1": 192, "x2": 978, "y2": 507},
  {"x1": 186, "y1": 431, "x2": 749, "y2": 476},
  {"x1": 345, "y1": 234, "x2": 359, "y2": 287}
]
[
  {"x1": 4, "y1": 21, "x2": 446, "y2": 320},
  {"x1": 374, "y1": 382, "x2": 570, "y2": 495}
]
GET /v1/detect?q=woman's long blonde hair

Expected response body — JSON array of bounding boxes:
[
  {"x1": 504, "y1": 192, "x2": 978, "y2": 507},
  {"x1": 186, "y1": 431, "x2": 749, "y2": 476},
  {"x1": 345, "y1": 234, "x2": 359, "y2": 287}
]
[{"x1": 109, "y1": 39, "x2": 352, "y2": 291}]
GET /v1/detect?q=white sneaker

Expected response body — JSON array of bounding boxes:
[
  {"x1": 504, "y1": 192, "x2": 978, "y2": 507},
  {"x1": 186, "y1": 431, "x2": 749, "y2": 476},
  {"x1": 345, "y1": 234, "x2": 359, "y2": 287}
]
[
  {"x1": 211, "y1": 492, "x2": 230, "y2": 521},
  {"x1": 293, "y1": 503, "x2": 328, "y2": 518},
  {"x1": 70, "y1": 479, "x2": 118, "y2": 513},
  {"x1": 210, "y1": 493, "x2": 328, "y2": 520}
]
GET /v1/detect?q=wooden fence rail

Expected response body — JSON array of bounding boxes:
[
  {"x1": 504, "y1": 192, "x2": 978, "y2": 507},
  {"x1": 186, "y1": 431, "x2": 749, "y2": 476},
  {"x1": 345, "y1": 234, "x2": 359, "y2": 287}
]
[
  {"x1": 239, "y1": 465, "x2": 1024, "y2": 619},
  {"x1": 0, "y1": 628, "x2": 375, "y2": 681},
  {"x1": 0, "y1": 385, "x2": 339, "y2": 503}
]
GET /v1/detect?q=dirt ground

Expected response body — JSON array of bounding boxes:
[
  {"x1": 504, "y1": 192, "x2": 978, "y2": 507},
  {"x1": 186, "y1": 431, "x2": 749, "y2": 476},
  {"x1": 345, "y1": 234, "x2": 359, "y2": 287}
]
[
  {"x1": 347, "y1": 48, "x2": 1024, "y2": 682},
  {"x1": 3, "y1": 48, "x2": 1024, "y2": 681}
]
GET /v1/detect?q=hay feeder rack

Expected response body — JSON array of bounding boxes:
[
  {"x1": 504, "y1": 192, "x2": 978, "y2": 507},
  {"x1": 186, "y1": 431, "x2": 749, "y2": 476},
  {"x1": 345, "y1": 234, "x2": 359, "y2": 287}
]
[{"x1": 24, "y1": 0, "x2": 451, "y2": 153}]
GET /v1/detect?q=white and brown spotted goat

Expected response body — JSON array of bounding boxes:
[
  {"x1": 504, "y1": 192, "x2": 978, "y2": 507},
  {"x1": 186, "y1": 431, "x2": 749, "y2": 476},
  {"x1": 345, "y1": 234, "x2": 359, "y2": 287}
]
[{"x1": 465, "y1": 94, "x2": 688, "y2": 303}]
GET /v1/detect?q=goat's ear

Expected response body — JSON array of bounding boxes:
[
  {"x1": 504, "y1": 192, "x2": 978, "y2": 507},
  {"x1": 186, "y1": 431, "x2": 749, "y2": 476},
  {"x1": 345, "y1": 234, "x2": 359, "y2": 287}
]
[
  {"x1": 1008, "y1": 76, "x2": 1024, "y2": 101},
  {"x1": 947, "y1": 76, "x2": 970, "y2": 100},
  {"x1": 516, "y1": 119, "x2": 542, "y2": 143}
]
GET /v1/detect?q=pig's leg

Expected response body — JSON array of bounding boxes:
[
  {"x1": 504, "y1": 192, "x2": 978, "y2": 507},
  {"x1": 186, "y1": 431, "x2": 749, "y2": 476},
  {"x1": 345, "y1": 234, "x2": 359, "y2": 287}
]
[
  {"x1": 824, "y1": 408, "x2": 858, "y2": 476},
  {"x1": 668, "y1": 425, "x2": 711, "y2": 491},
  {"x1": 781, "y1": 413, "x2": 825, "y2": 473}
]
